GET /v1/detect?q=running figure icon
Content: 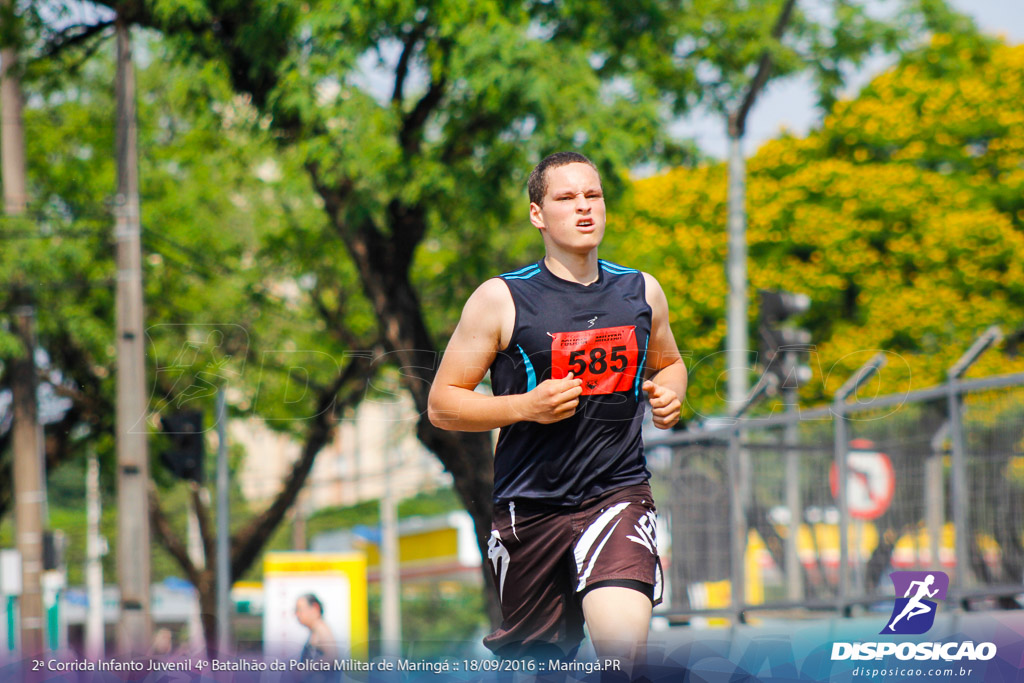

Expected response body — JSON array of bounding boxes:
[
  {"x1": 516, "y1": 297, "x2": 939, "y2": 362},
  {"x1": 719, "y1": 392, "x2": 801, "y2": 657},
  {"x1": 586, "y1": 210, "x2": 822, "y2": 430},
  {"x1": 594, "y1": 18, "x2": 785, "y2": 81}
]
[{"x1": 887, "y1": 574, "x2": 939, "y2": 631}]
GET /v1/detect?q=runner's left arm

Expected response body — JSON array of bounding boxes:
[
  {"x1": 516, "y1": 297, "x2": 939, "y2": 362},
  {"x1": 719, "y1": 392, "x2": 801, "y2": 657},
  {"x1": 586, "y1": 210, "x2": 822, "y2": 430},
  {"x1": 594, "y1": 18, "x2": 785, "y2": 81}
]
[{"x1": 641, "y1": 273, "x2": 687, "y2": 430}]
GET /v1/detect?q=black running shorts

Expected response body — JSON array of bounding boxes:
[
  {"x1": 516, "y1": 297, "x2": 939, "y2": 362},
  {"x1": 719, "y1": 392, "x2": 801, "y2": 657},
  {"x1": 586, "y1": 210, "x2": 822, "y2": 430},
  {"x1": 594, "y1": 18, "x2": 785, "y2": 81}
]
[{"x1": 482, "y1": 482, "x2": 663, "y2": 659}]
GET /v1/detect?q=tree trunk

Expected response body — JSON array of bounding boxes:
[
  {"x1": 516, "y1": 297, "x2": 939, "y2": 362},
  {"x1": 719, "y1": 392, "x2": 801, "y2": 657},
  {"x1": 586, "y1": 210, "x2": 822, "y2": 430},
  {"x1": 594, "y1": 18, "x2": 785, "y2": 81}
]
[
  {"x1": 313, "y1": 176, "x2": 502, "y2": 626},
  {"x1": 229, "y1": 353, "x2": 376, "y2": 581},
  {"x1": 197, "y1": 570, "x2": 219, "y2": 655},
  {"x1": 148, "y1": 356, "x2": 380, "y2": 655},
  {"x1": 367, "y1": 260, "x2": 500, "y2": 626}
]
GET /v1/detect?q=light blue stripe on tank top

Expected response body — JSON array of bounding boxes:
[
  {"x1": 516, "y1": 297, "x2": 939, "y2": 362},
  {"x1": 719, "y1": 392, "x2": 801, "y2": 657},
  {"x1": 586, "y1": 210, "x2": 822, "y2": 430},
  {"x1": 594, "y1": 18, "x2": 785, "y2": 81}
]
[
  {"x1": 634, "y1": 335, "x2": 649, "y2": 400},
  {"x1": 504, "y1": 266, "x2": 541, "y2": 280},
  {"x1": 599, "y1": 260, "x2": 639, "y2": 274},
  {"x1": 501, "y1": 263, "x2": 540, "y2": 277},
  {"x1": 517, "y1": 344, "x2": 537, "y2": 391}
]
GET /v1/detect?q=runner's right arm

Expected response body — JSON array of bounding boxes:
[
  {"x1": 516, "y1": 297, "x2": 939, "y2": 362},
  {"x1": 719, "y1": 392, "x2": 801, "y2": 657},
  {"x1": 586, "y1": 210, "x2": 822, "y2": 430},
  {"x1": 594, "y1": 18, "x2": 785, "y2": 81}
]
[{"x1": 428, "y1": 278, "x2": 583, "y2": 432}]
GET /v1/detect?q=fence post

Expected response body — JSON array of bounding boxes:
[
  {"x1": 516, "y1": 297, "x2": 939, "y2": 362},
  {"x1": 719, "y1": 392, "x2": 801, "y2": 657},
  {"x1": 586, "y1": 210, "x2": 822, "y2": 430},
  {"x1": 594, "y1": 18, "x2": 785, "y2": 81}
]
[
  {"x1": 782, "y1": 350, "x2": 803, "y2": 601},
  {"x1": 833, "y1": 393, "x2": 849, "y2": 613},
  {"x1": 926, "y1": 423, "x2": 949, "y2": 571},
  {"x1": 728, "y1": 425, "x2": 749, "y2": 623},
  {"x1": 833, "y1": 353, "x2": 887, "y2": 615},
  {"x1": 784, "y1": 404, "x2": 803, "y2": 601},
  {"x1": 946, "y1": 325, "x2": 1003, "y2": 606},
  {"x1": 946, "y1": 381, "x2": 968, "y2": 604},
  {"x1": 725, "y1": 374, "x2": 778, "y2": 623}
]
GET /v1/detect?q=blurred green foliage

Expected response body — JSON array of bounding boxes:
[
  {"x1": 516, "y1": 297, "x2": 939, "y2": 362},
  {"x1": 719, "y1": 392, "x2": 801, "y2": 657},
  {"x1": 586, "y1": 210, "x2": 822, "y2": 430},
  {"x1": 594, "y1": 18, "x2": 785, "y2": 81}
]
[
  {"x1": 605, "y1": 38, "x2": 1024, "y2": 421},
  {"x1": 1, "y1": 1, "x2": 1016, "y2": 638}
]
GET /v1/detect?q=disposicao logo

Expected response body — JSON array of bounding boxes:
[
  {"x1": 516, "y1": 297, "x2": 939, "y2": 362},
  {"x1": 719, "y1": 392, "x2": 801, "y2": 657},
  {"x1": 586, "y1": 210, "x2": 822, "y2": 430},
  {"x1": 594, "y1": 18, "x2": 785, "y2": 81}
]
[
  {"x1": 882, "y1": 570, "x2": 948, "y2": 635},
  {"x1": 831, "y1": 570, "x2": 997, "y2": 663}
]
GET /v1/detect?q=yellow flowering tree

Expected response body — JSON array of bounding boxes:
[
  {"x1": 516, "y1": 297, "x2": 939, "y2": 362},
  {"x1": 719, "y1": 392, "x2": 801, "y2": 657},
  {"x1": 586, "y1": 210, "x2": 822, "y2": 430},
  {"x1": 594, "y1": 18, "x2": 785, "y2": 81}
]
[{"x1": 608, "y1": 39, "x2": 1024, "y2": 420}]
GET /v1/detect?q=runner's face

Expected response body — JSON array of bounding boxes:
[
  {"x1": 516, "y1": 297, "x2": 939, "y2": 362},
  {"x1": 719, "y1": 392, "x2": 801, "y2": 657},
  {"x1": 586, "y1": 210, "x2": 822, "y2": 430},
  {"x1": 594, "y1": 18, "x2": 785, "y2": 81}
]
[{"x1": 530, "y1": 163, "x2": 605, "y2": 254}]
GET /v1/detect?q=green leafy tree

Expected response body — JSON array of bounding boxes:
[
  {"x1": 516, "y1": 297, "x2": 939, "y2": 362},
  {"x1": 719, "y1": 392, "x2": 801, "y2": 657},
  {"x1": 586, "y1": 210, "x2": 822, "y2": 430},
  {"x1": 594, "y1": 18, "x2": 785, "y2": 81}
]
[
  {"x1": 2, "y1": 23, "x2": 387, "y2": 649},
  {"x1": 28, "y1": 0, "x2": 676, "y2": 628},
  {"x1": 20, "y1": 0, "x2": 990, "y2": 640}
]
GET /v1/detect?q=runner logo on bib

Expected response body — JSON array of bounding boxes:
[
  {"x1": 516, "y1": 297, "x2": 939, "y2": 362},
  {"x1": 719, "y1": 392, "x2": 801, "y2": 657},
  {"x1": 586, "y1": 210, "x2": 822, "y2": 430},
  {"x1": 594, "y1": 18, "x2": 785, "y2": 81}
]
[{"x1": 550, "y1": 325, "x2": 638, "y2": 395}]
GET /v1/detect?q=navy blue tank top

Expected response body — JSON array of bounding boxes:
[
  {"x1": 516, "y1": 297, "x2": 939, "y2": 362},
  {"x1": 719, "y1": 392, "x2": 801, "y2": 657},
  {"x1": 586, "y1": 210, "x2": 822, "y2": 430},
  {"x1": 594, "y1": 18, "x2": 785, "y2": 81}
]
[{"x1": 489, "y1": 258, "x2": 653, "y2": 505}]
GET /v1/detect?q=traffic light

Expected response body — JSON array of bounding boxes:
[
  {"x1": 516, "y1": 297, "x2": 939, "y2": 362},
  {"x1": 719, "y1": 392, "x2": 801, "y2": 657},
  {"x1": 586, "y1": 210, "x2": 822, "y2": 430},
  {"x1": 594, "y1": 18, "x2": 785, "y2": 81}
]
[
  {"x1": 758, "y1": 289, "x2": 812, "y2": 389},
  {"x1": 42, "y1": 530, "x2": 66, "y2": 571},
  {"x1": 159, "y1": 410, "x2": 205, "y2": 483}
]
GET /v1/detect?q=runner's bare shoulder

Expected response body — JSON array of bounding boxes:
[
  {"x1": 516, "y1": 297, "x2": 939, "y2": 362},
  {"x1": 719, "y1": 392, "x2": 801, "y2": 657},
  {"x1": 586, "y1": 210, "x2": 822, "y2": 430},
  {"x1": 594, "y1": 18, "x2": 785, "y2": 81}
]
[{"x1": 461, "y1": 277, "x2": 515, "y2": 350}]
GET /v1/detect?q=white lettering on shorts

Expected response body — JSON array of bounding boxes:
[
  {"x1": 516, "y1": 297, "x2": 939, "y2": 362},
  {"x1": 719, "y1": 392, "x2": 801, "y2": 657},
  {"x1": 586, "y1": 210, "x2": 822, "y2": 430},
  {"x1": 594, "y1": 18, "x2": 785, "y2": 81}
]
[
  {"x1": 509, "y1": 501, "x2": 520, "y2": 541},
  {"x1": 627, "y1": 509, "x2": 657, "y2": 554},
  {"x1": 573, "y1": 501, "x2": 631, "y2": 592},
  {"x1": 488, "y1": 530, "x2": 511, "y2": 602}
]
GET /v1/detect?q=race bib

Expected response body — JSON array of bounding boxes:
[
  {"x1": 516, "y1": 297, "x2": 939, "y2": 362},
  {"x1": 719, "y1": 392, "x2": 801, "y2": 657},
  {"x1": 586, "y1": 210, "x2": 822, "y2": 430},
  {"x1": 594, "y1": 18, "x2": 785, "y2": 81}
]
[{"x1": 550, "y1": 325, "x2": 639, "y2": 395}]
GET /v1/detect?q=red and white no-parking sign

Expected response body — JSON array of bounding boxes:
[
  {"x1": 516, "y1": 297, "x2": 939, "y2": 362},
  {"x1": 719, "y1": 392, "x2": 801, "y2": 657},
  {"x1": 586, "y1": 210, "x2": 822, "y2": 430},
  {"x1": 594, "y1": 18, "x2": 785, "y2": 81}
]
[{"x1": 829, "y1": 438, "x2": 895, "y2": 520}]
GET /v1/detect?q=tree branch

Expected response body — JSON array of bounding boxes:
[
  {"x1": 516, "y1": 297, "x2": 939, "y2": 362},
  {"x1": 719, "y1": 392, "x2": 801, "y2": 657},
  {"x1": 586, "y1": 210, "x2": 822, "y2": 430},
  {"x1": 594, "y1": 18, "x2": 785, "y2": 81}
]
[
  {"x1": 399, "y1": 75, "x2": 447, "y2": 155},
  {"x1": 392, "y1": 23, "x2": 427, "y2": 105},
  {"x1": 397, "y1": 37, "x2": 452, "y2": 156},
  {"x1": 38, "y1": 20, "x2": 115, "y2": 60},
  {"x1": 305, "y1": 162, "x2": 391, "y2": 299},
  {"x1": 304, "y1": 162, "x2": 355, "y2": 222},
  {"x1": 149, "y1": 483, "x2": 201, "y2": 587},
  {"x1": 730, "y1": 0, "x2": 798, "y2": 137},
  {"x1": 229, "y1": 350, "x2": 378, "y2": 580},
  {"x1": 47, "y1": 330, "x2": 111, "y2": 422},
  {"x1": 388, "y1": 200, "x2": 429, "y2": 270},
  {"x1": 190, "y1": 483, "x2": 216, "y2": 572},
  {"x1": 46, "y1": 381, "x2": 104, "y2": 421},
  {"x1": 439, "y1": 110, "x2": 504, "y2": 165},
  {"x1": 87, "y1": 0, "x2": 290, "y2": 110},
  {"x1": 310, "y1": 287, "x2": 377, "y2": 351}
]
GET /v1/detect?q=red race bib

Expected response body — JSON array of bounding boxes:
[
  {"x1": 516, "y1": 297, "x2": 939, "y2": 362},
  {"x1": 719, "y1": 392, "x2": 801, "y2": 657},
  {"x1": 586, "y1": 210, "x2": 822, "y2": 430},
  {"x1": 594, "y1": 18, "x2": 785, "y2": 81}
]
[{"x1": 550, "y1": 325, "x2": 639, "y2": 395}]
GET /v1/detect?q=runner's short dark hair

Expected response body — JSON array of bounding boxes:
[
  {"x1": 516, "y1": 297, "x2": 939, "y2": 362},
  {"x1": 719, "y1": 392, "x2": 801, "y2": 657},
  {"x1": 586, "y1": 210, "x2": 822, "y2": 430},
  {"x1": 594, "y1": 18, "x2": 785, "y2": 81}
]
[
  {"x1": 300, "y1": 593, "x2": 323, "y2": 616},
  {"x1": 528, "y1": 152, "x2": 599, "y2": 206}
]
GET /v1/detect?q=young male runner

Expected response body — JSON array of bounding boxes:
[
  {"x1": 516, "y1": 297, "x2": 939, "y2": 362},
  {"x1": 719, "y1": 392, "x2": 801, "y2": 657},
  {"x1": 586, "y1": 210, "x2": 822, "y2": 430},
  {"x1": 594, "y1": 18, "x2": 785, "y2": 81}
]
[{"x1": 427, "y1": 151, "x2": 686, "y2": 663}]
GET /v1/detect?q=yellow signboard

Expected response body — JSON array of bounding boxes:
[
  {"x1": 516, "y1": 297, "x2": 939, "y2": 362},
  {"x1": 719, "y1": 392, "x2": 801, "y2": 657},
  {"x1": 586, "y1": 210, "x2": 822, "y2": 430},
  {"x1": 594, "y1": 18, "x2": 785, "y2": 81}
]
[
  {"x1": 263, "y1": 552, "x2": 368, "y2": 660},
  {"x1": 360, "y1": 527, "x2": 460, "y2": 568}
]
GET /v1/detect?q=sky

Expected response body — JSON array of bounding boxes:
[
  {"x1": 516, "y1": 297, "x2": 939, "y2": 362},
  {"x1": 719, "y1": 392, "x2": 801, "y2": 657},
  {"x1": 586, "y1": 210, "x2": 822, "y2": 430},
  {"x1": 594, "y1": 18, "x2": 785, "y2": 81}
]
[{"x1": 677, "y1": 0, "x2": 1024, "y2": 159}]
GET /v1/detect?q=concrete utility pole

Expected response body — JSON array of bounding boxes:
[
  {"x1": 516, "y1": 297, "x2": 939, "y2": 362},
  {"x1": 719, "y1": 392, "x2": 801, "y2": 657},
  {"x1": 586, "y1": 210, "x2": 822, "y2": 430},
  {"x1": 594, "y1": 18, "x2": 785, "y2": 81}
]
[
  {"x1": 185, "y1": 494, "x2": 206, "y2": 654},
  {"x1": 3, "y1": 7, "x2": 45, "y2": 656},
  {"x1": 380, "y1": 394, "x2": 402, "y2": 658},
  {"x1": 113, "y1": 17, "x2": 153, "y2": 654},
  {"x1": 724, "y1": 0, "x2": 797, "y2": 410},
  {"x1": 11, "y1": 307, "x2": 45, "y2": 657},
  {"x1": 1, "y1": 0, "x2": 28, "y2": 215},
  {"x1": 85, "y1": 452, "x2": 104, "y2": 659},
  {"x1": 725, "y1": 133, "x2": 749, "y2": 409},
  {"x1": 783, "y1": 351, "x2": 803, "y2": 601},
  {"x1": 215, "y1": 388, "x2": 231, "y2": 655}
]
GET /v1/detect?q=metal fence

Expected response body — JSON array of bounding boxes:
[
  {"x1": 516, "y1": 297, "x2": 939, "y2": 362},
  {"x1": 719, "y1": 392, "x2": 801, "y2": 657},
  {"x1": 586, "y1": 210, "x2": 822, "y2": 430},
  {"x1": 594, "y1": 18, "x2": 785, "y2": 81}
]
[{"x1": 651, "y1": 335, "x2": 1024, "y2": 623}]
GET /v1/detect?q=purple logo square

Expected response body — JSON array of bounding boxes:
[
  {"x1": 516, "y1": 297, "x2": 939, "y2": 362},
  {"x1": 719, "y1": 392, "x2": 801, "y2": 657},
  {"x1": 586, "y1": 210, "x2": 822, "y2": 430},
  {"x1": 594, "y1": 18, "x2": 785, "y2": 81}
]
[{"x1": 882, "y1": 571, "x2": 949, "y2": 635}]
